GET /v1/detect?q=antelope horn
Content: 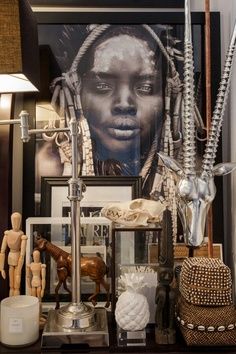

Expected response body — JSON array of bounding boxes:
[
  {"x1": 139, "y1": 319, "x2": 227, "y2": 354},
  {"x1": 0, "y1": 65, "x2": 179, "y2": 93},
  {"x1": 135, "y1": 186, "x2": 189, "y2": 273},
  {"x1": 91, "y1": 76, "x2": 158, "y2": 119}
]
[
  {"x1": 201, "y1": 21, "x2": 236, "y2": 178},
  {"x1": 183, "y1": 0, "x2": 196, "y2": 177}
]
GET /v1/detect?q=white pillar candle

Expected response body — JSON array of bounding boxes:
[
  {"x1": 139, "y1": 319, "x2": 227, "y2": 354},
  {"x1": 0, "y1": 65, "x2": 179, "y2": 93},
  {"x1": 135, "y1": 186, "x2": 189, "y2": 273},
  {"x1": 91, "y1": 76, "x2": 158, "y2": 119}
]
[{"x1": 0, "y1": 295, "x2": 39, "y2": 347}]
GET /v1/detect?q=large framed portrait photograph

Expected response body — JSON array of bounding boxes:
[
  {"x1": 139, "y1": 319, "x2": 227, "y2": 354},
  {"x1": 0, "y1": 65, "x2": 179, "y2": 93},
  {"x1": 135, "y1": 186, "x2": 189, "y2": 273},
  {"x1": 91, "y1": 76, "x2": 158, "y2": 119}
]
[{"x1": 23, "y1": 10, "x2": 223, "y2": 244}]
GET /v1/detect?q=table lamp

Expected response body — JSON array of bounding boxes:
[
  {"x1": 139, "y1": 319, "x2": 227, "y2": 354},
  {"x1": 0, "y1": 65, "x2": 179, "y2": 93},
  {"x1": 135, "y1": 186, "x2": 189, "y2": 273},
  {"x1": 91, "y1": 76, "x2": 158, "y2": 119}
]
[{"x1": 0, "y1": 1, "x2": 109, "y2": 349}]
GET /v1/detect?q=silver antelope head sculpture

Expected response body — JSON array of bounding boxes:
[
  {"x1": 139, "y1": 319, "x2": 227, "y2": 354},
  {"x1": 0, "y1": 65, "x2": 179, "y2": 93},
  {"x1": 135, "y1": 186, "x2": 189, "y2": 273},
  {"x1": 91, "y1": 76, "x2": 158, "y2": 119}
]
[{"x1": 159, "y1": 0, "x2": 236, "y2": 247}]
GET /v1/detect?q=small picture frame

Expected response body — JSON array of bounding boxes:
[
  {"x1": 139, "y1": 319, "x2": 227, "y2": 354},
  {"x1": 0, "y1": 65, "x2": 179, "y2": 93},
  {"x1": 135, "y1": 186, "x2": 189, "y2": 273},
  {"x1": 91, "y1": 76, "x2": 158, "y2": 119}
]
[{"x1": 148, "y1": 243, "x2": 223, "y2": 264}]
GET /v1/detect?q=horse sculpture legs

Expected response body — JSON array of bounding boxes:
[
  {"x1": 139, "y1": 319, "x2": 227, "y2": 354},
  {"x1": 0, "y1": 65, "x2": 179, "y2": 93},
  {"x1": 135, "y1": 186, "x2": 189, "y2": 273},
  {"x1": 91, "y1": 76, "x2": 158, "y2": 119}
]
[
  {"x1": 88, "y1": 278, "x2": 110, "y2": 308},
  {"x1": 55, "y1": 268, "x2": 110, "y2": 310},
  {"x1": 101, "y1": 278, "x2": 110, "y2": 308},
  {"x1": 55, "y1": 266, "x2": 71, "y2": 309}
]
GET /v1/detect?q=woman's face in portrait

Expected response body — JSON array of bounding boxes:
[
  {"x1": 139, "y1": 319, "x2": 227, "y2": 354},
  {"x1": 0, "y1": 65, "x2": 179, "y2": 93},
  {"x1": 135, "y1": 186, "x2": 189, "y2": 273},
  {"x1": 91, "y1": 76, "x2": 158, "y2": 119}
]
[{"x1": 81, "y1": 33, "x2": 163, "y2": 160}]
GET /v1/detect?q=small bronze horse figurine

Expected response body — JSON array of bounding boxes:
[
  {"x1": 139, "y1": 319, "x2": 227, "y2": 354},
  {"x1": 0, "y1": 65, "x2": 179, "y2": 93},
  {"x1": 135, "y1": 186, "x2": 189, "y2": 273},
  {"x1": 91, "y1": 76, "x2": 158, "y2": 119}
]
[{"x1": 34, "y1": 236, "x2": 110, "y2": 309}]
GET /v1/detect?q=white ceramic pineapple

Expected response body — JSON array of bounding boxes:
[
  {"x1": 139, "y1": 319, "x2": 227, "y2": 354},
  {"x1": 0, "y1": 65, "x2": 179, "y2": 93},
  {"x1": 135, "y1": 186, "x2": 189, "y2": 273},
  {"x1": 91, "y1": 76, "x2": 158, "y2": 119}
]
[{"x1": 115, "y1": 273, "x2": 150, "y2": 331}]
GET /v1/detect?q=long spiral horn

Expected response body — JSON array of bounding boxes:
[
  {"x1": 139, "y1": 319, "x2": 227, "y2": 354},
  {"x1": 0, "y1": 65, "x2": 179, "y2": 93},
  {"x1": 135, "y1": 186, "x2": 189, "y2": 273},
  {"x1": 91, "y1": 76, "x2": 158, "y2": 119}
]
[
  {"x1": 183, "y1": 0, "x2": 196, "y2": 177},
  {"x1": 201, "y1": 21, "x2": 236, "y2": 179}
]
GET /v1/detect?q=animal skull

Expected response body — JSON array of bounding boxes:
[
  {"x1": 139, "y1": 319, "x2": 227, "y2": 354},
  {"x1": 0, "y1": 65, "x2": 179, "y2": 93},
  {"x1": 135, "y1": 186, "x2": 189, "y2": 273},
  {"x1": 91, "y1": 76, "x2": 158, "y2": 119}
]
[{"x1": 101, "y1": 198, "x2": 167, "y2": 227}]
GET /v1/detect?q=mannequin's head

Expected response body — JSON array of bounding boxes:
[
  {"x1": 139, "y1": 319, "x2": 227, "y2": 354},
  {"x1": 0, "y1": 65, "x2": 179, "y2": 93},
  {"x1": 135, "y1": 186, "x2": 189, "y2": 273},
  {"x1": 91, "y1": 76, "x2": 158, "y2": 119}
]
[
  {"x1": 32, "y1": 249, "x2": 41, "y2": 263},
  {"x1": 11, "y1": 212, "x2": 21, "y2": 231}
]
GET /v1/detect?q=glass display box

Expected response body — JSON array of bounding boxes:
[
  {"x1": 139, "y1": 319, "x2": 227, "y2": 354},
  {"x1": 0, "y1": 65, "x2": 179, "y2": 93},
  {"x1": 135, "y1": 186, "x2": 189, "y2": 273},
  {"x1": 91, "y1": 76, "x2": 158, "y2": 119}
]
[
  {"x1": 111, "y1": 223, "x2": 223, "y2": 324},
  {"x1": 111, "y1": 224, "x2": 162, "y2": 320}
]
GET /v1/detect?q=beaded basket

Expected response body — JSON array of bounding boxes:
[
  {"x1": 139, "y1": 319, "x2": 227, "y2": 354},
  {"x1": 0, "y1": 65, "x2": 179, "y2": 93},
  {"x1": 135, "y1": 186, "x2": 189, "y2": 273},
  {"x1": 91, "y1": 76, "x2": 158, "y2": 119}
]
[
  {"x1": 176, "y1": 296, "x2": 236, "y2": 346},
  {"x1": 179, "y1": 257, "x2": 232, "y2": 306}
]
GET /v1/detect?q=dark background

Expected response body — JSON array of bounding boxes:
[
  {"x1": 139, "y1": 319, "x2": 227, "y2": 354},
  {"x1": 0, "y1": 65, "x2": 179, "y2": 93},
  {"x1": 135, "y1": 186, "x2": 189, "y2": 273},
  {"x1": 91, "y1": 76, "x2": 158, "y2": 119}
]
[{"x1": 29, "y1": 0, "x2": 184, "y2": 8}]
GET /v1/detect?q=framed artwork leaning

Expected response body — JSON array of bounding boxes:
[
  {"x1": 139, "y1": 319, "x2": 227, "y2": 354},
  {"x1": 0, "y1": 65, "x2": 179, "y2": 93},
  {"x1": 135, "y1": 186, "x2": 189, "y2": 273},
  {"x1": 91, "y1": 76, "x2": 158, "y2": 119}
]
[
  {"x1": 22, "y1": 10, "x2": 223, "y2": 243},
  {"x1": 26, "y1": 176, "x2": 141, "y2": 305},
  {"x1": 40, "y1": 176, "x2": 142, "y2": 217}
]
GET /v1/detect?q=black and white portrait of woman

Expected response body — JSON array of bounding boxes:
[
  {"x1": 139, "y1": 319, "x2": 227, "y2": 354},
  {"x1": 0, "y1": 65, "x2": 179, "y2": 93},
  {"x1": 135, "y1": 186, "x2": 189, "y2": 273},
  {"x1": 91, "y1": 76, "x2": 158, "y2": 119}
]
[{"x1": 35, "y1": 23, "x2": 203, "y2": 205}]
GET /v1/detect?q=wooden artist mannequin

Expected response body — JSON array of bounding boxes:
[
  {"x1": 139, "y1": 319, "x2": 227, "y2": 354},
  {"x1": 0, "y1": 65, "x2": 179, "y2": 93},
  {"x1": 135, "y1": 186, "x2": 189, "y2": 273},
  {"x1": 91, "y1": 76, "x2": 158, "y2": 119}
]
[
  {"x1": 26, "y1": 249, "x2": 46, "y2": 301},
  {"x1": 27, "y1": 249, "x2": 47, "y2": 327},
  {"x1": 0, "y1": 212, "x2": 28, "y2": 296}
]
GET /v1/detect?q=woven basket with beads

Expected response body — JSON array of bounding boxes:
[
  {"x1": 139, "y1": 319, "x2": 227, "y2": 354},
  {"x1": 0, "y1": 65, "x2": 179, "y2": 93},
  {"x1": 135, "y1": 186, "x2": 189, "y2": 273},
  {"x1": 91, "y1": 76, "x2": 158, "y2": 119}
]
[
  {"x1": 176, "y1": 296, "x2": 236, "y2": 346},
  {"x1": 179, "y1": 257, "x2": 232, "y2": 306}
]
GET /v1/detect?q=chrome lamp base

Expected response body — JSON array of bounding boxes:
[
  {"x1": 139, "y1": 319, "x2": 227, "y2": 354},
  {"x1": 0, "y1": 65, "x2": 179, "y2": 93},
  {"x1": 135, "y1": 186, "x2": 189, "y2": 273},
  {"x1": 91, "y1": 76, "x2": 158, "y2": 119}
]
[
  {"x1": 57, "y1": 302, "x2": 95, "y2": 329},
  {"x1": 41, "y1": 306, "x2": 109, "y2": 349}
]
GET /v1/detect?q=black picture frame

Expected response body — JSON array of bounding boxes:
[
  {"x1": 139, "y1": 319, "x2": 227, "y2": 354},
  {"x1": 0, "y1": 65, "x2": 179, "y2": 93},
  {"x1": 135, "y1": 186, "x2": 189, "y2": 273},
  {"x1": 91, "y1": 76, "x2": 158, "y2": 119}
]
[
  {"x1": 37, "y1": 175, "x2": 142, "y2": 303},
  {"x1": 22, "y1": 11, "x2": 222, "y2": 244},
  {"x1": 41, "y1": 175, "x2": 142, "y2": 216},
  {"x1": 29, "y1": 0, "x2": 184, "y2": 8}
]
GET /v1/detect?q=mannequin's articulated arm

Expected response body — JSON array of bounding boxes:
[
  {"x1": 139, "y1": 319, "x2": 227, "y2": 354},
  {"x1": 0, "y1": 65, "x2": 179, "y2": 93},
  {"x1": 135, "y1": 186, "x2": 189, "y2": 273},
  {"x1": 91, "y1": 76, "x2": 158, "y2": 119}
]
[
  {"x1": 26, "y1": 264, "x2": 32, "y2": 294},
  {"x1": 0, "y1": 234, "x2": 8, "y2": 279},
  {"x1": 41, "y1": 264, "x2": 46, "y2": 298},
  {"x1": 17, "y1": 235, "x2": 28, "y2": 270}
]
